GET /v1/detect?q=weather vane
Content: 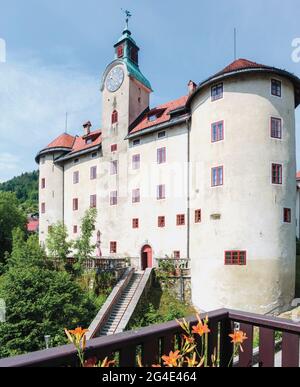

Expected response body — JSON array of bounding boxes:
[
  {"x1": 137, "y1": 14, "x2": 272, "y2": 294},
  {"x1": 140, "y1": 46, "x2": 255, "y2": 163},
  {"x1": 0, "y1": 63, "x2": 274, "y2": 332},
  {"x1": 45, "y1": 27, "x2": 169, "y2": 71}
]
[{"x1": 122, "y1": 9, "x2": 132, "y2": 30}]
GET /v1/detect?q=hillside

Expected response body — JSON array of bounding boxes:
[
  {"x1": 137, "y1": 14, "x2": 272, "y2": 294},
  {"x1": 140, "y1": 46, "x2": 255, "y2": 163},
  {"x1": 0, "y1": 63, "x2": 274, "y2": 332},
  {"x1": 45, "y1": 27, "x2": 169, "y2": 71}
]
[{"x1": 0, "y1": 171, "x2": 39, "y2": 213}]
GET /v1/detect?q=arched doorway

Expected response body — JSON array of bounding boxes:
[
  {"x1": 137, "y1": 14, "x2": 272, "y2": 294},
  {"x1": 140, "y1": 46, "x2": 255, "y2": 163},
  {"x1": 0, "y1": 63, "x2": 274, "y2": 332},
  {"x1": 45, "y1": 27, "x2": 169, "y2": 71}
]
[{"x1": 141, "y1": 245, "x2": 153, "y2": 271}]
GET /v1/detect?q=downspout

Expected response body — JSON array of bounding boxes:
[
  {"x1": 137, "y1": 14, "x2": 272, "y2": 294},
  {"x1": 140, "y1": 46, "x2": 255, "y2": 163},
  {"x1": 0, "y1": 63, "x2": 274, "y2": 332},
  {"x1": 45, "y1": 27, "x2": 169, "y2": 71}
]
[
  {"x1": 62, "y1": 164, "x2": 65, "y2": 224},
  {"x1": 186, "y1": 117, "x2": 191, "y2": 261}
]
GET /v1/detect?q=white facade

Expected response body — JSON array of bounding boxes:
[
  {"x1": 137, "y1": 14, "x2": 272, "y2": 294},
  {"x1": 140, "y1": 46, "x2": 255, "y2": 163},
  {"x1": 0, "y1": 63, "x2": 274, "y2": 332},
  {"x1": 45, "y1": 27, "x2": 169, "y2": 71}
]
[{"x1": 37, "y1": 27, "x2": 300, "y2": 314}]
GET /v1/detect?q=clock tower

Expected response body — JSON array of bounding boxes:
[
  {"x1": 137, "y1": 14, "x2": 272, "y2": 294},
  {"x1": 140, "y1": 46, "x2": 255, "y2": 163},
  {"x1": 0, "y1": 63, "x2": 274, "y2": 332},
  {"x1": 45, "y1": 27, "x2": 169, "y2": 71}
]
[
  {"x1": 98, "y1": 24, "x2": 152, "y2": 254},
  {"x1": 101, "y1": 25, "x2": 152, "y2": 149}
]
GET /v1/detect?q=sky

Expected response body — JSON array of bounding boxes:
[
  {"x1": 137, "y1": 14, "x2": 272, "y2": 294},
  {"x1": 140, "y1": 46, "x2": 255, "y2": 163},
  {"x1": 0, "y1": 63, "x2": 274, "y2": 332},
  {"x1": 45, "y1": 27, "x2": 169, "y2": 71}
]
[{"x1": 0, "y1": 0, "x2": 300, "y2": 181}]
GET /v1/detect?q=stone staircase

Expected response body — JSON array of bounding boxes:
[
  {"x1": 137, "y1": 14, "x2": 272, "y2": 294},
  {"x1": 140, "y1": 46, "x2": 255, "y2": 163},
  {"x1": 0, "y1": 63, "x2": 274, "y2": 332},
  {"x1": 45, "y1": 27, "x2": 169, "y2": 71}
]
[{"x1": 99, "y1": 272, "x2": 144, "y2": 336}]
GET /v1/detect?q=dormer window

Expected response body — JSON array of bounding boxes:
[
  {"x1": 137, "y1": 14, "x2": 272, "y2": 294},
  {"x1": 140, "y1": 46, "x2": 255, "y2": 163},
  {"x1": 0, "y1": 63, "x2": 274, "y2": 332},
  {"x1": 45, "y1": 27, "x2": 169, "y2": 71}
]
[
  {"x1": 86, "y1": 138, "x2": 93, "y2": 145},
  {"x1": 117, "y1": 45, "x2": 124, "y2": 58},
  {"x1": 148, "y1": 114, "x2": 157, "y2": 122},
  {"x1": 147, "y1": 109, "x2": 165, "y2": 123},
  {"x1": 112, "y1": 110, "x2": 118, "y2": 125}
]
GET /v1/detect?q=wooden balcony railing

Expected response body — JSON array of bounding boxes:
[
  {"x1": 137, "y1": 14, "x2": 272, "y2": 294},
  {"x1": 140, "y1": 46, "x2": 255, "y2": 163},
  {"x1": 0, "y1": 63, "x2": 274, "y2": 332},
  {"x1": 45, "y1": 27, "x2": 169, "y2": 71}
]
[{"x1": 0, "y1": 309, "x2": 299, "y2": 367}]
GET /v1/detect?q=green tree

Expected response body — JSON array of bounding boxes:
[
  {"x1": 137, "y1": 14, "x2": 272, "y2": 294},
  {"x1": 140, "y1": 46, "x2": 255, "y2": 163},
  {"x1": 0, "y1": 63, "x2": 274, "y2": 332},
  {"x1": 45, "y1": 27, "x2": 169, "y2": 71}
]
[
  {"x1": 0, "y1": 232, "x2": 96, "y2": 358},
  {"x1": 0, "y1": 171, "x2": 39, "y2": 214},
  {"x1": 0, "y1": 192, "x2": 26, "y2": 268},
  {"x1": 73, "y1": 208, "x2": 97, "y2": 276},
  {"x1": 46, "y1": 222, "x2": 73, "y2": 271}
]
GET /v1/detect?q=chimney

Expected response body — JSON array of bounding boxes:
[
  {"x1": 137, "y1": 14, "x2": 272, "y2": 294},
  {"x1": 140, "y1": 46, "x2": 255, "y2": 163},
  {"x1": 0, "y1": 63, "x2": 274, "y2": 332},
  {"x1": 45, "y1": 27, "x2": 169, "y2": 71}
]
[
  {"x1": 83, "y1": 121, "x2": 92, "y2": 136},
  {"x1": 188, "y1": 80, "x2": 197, "y2": 95}
]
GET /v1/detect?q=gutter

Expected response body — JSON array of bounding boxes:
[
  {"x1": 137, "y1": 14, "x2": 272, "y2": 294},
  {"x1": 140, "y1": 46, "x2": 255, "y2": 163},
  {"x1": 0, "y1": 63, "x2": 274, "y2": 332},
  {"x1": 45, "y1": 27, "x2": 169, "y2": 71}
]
[
  {"x1": 186, "y1": 67, "x2": 300, "y2": 109},
  {"x1": 35, "y1": 147, "x2": 72, "y2": 164},
  {"x1": 125, "y1": 114, "x2": 190, "y2": 140},
  {"x1": 54, "y1": 144, "x2": 101, "y2": 163}
]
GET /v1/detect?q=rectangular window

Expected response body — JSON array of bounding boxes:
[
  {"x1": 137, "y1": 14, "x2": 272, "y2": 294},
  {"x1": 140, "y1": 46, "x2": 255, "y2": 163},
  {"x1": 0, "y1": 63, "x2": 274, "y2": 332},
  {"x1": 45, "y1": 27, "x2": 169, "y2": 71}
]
[
  {"x1": 90, "y1": 166, "x2": 97, "y2": 180},
  {"x1": 132, "y1": 218, "x2": 139, "y2": 229},
  {"x1": 133, "y1": 139, "x2": 141, "y2": 147},
  {"x1": 73, "y1": 171, "x2": 79, "y2": 184},
  {"x1": 110, "y1": 160, "x2": 118, "y2": 175},
  {"x1": 110, "y1": 191, "x2": 117, "y2": 206},
  {"x1": 225, "y1": 251, "x2": 247, "y2": 265},
  {"x1": 110, "y1": 242, "x2": 117, "y2": 254},
  {"x1": 211, "y1": 121, "x2": 224, "y2": 142},
  {"x1": 158, "y1": 216, "x2": 165, "y2": 228},
  {"x1": 174, "y1": 251, "x2": 181, "y2": 259},
  {"x1": 74, "y1": 158, "x2": 79, "y2": 164},
  {"x1": 74, "y1": 171, "x2": 79, "y2": 184},
  {"x1": 41, "y1": 202, "x2": 46, "y2": 214},
  {"x1": 272, "y1": 163, "x2": 282, "y2": 185},
  {"x1": 117, "y1": 45, "x2": 123, "y2": 58},
  {"x1": 211, "y1": 83, "x2": 223, "y2": 101},
  {"x1": 195, "y1": 209, "x2": 202, "y2": 223},
  {"x1": 177, "y1": 214, "x2": 185, "y2": 226},
  {"x1": 132, "y1": 189, "x2": 140, "y2": 203},
  {"x1": 111, "y1": 144, "x2": 118, "y2": 152},
  {"x1": 158, "y1": 131, "x2": 166, "y2": 139},
  {"x1": 41, "y1": 178, "x2": 46, "y2": 189},
  {"x1": 73, "y1": 198, "x2": 78, "y2": 211},
  {"x1": 283, "y1": 208, "x2": 291, "y2": 223},
  {"x1": 211, "y1": 166, "x2": 224, "y2": 187},
  {"x1": 157, "y1": 184, "x2": 166, "y2": 200},
  {"x1": 157, "y1": 147, "x2": 166, "y2": 164},
  {"x1": 271, "y1": 79, "x2": 281, "y2": 97},
  {"x1": 132, "y1": 154, "x2": 140, "y2": 170},
  {"x1": 90, "y1": 194, "x2": 97, "y2": 209},
  {"x1": 271, "y1": 117, "x2": 282, "y2": 139},
  {"x1": 41, "y1": 157, "x2": 45, "y2": 165},
  {"x1": 73, "y1": 225, "x2": 78, "y2": 234}
]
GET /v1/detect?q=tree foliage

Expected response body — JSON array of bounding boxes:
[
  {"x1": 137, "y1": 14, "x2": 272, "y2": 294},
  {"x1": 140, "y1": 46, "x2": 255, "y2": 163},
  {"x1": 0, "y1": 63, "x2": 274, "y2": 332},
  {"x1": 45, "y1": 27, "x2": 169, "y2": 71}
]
[
  {"x1": 73, "y1": 208, "x2": 97, "y2": 276},
  {"x1": 0, "y1": 171, "x2": 39, "y2": 214},
  {"x1": 46, "y1": 222, "x2": 73, "y2": 271},
  {"x1": 0, "y1": 192, "x2": 26, "y2": 268},
  {"x1": 0, "y1": 232, "x2": 96, "y2": 358}
]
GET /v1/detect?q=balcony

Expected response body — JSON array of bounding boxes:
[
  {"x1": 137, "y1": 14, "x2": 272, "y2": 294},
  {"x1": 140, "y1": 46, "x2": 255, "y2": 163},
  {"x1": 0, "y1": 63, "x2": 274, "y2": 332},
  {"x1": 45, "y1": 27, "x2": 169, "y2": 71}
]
[{"x1": 0, "y1": 308, "x2": 299, "y2": 367}]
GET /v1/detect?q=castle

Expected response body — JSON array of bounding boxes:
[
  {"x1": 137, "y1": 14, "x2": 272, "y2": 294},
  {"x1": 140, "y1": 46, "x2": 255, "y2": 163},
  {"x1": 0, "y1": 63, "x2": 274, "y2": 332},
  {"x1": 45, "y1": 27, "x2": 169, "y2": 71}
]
[{"x1": 36, "y1": 25, "x2": 300, "y2": 315}]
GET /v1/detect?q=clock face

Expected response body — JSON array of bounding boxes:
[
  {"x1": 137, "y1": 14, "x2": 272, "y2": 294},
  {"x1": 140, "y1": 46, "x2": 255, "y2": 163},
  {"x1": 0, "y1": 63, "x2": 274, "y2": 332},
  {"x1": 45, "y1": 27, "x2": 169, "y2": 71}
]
[{"x1": 106, "y1": 66, "x2": 124, "y2": 92}]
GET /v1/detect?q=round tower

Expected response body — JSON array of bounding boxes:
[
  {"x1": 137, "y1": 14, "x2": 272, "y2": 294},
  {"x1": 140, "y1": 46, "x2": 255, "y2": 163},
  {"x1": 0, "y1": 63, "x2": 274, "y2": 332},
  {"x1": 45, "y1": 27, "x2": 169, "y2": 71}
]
[
  {"x1": 188, "y1": 59, "x2": 300, "y2": 314},
  {"x1": 35, "y1": 133, "x2": 75, "y2": 245}
]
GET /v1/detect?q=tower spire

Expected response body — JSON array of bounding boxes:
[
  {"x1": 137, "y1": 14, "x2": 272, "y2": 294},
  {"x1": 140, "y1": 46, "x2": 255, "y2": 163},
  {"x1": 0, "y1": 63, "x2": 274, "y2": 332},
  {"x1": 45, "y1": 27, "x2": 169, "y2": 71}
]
[{"x1": 121, "y1": 9, "x2": 132, "y2": 31}]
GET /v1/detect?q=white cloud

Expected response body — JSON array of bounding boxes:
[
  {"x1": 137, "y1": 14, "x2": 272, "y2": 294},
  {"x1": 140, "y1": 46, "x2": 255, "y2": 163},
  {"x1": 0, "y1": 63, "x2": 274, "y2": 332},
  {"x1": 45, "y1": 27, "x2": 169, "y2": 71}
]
[{"x1": 0, "y1": 59, "x2": 101, "y2": 181}]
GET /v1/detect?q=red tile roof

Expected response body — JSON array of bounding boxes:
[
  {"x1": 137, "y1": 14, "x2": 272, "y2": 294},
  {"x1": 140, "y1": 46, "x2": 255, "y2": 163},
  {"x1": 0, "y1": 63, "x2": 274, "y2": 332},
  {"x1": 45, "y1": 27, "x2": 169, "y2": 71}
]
[
  {"x1": 69, "y1": 130, "x2": 102, "y2": 155},
  {"x1": 215, "y1": 58, "x2": 271, "y2": 77},
  {"x1": 130, "y1": 96, "x2": 188, "y2": 134},
  {"x1": 27, "y1": 220, "x2": 39, "y2": 233},
  {"x1": 297, "y1": 171, "x2": 300, "y2": 181},
  {"x1": 47, "y1": 133, "x2": 75, "y2": 149},
  {"x1": 44, "y1": 130, "x2": 102, "y2": 158}
]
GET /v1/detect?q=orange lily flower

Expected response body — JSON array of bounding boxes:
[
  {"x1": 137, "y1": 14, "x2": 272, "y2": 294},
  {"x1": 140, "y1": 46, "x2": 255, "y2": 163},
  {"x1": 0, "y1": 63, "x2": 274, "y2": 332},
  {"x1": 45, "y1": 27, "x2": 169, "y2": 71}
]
[
  {"x1": 162, "y1": 350, "x2": 181, "y2": 367},
  {"x1": 229, "y1": 331, "x2": 248, "y2": 345},
  {"x1": 183, "y1": 334, "x2": 195, "y2": 344},
  {"x1": 65, "y1": 327, "x2": 89, "y2": 350},
  {"x1": 191, "y1": 320, "x2": 210, "y2": 337}
]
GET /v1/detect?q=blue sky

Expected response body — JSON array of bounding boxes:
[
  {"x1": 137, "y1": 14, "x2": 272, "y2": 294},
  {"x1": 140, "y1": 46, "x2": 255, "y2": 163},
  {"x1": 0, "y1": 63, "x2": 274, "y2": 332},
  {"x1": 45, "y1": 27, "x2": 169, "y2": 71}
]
[{"x1": 0, "y1": 0, "x2": 300, "y2": 181}]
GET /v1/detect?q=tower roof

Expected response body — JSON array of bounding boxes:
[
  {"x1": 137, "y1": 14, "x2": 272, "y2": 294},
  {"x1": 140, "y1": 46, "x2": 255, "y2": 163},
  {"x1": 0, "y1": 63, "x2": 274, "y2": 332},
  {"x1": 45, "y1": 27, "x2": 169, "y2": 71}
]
[
  {"x1": 216, "y1": 58, "x2": 271, "y2": 76},
  {"x1": 187, "y1": 58, "x2": 300, "y2": 108},
  {"x1": 110, "y1": 26, "x2": 152, "y2": 91},
  {"x1": 46, "y1": 133, "x2": 75, "y2": 149}
]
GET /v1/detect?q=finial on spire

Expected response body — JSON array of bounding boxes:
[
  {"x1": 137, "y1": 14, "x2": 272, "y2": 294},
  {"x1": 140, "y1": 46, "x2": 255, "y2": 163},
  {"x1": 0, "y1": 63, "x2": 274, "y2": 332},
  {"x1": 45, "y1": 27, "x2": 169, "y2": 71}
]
[{"x1": 121, "y1": 9, "x2": 132, "y2": 30}]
